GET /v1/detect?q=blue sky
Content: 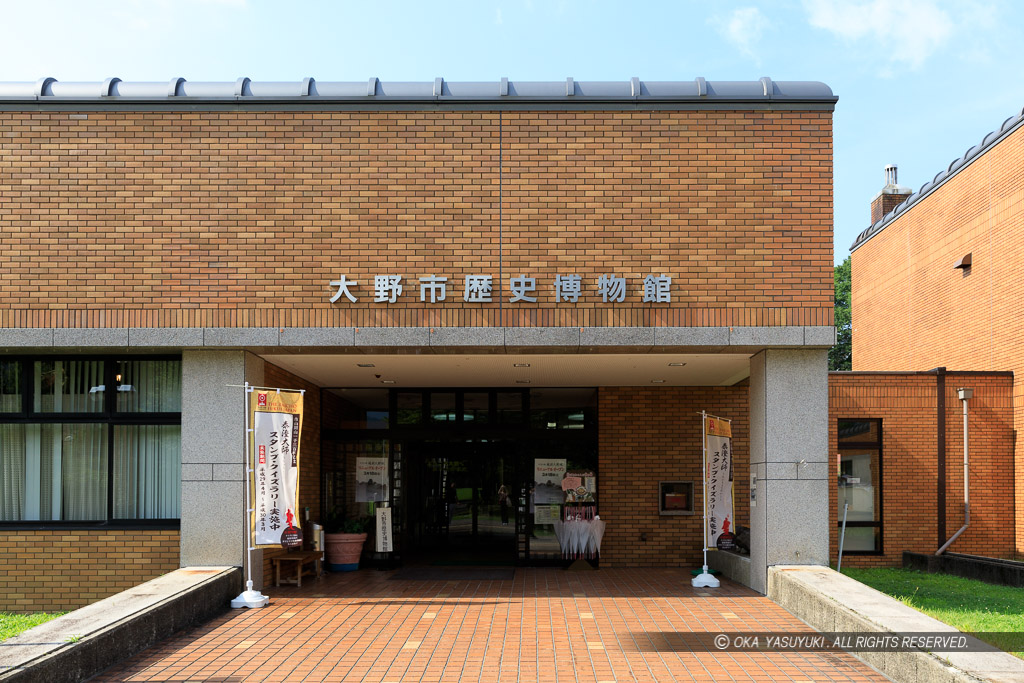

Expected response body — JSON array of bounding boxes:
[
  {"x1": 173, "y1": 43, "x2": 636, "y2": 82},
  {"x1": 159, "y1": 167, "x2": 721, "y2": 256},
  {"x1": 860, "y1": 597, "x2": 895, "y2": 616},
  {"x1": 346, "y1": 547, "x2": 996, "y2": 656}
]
[{"x1": 3, "y1": 0, "x2": 1023, "y2": 264}]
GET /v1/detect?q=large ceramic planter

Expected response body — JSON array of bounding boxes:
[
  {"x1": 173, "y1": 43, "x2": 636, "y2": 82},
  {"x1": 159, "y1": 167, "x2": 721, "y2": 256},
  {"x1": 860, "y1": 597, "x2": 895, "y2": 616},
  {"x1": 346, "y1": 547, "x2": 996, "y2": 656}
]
[{"x1": 324, "y1": 532, "x2": 367, "y2": 571}]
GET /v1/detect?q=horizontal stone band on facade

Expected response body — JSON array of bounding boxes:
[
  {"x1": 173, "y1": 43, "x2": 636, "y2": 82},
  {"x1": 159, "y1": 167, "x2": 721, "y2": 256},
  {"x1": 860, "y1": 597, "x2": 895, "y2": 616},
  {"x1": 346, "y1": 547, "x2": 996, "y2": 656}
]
[
  {"x1": 0, "y1": 308, "x2": 837, "y2": 330},
  {"x1": 0, "y1": 326, "x2": 836, "y2": 349}
]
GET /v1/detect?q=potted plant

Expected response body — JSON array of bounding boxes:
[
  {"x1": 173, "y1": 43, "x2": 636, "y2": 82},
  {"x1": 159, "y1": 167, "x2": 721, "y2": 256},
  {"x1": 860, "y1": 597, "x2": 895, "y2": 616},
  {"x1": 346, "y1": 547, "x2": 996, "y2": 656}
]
[{"x1": 323, "y1": 510, "x2": 372, "y2": 571}]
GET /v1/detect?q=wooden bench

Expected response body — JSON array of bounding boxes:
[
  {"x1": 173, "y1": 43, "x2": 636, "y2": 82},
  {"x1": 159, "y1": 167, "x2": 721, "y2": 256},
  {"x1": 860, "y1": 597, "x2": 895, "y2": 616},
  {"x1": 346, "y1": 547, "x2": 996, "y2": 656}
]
[{"x1": 270, "y1": 550, "x2": 323, "y2": 588}]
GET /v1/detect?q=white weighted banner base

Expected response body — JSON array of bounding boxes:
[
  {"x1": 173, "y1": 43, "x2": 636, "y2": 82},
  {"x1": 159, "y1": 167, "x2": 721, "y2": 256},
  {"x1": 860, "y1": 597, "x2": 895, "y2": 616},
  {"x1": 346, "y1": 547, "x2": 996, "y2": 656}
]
[
  {"x1": 231, "y1": 580, "x2": 269, "y2": 609},
  {"x1": 691, "y1": 569, "x2": 720, "y2": 588}
]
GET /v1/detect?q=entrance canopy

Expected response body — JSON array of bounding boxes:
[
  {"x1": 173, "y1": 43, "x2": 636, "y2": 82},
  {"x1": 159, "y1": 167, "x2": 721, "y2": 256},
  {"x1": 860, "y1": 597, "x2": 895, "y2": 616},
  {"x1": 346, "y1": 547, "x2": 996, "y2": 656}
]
[{"x1": 260, "y1": 352, "x2": 752, "y2": 388}]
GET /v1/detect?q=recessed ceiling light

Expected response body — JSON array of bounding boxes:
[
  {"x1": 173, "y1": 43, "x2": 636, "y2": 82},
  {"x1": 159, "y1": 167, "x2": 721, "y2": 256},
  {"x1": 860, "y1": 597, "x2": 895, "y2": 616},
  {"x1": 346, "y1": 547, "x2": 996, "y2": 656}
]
[
  {"x1": 514, "y1": 363, "x2": 531, "y2": 368},
  {"x1": 668, "y1": 362, "x2": 686, "y2": 367},
  {"x1": 357, "y1": 363, "x2": 375, "y2": 368},
  {"x1": 381, "y1": 380, "x2": 396, "y2": 384},
  {"x1": 515, "y1": 379, "x2": 531, "y2": 384},
  {"x1": 651, "y1": 379, "x2": 666, "y2": 383}
]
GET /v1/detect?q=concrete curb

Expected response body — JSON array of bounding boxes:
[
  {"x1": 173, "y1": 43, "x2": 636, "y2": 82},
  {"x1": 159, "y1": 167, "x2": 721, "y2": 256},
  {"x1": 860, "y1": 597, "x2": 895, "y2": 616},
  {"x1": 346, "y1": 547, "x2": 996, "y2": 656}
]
[
  {"x1": 708, "y1": 550, "x2": 752, "y2": 588},
  {"x1": 768, "y1": 565, "x2": 1024, "y2": 683},
  {"x1": 0, "y1": 567, "x2": 241, "y2": 683}
]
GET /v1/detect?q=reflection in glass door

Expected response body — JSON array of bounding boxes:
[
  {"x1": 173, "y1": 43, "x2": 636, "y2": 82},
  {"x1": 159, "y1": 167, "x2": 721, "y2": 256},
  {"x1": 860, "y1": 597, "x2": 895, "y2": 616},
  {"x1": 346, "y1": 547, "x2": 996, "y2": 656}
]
[{"x1": 407, "y1": 440, "x2": 516, "y2": 564}]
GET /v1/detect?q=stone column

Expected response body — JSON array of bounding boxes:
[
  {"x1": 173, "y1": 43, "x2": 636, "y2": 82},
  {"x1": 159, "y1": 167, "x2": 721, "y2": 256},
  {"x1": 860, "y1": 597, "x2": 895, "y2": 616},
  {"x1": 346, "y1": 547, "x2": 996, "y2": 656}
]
[
  {"x1": 748, "y1": 349, "x2": 829, "y2": 594},
  {"x1": 180, "y1": 350, "x2": 265, "y2": 587}
]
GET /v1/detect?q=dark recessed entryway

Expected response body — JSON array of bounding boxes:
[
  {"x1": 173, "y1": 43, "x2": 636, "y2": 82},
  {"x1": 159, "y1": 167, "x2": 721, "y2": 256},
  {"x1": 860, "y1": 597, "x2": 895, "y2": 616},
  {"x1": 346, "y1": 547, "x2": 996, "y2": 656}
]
[{"x1": 322, "y1": 387, "x2": 598, "y2": 567}]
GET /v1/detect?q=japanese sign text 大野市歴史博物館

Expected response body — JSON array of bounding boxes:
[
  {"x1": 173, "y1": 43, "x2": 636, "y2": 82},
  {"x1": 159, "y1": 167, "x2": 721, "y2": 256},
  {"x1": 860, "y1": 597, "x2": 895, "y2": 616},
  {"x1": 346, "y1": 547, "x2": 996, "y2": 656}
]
[{"x1": 329, "y1": 274, "x2": 674, "y2": 304}]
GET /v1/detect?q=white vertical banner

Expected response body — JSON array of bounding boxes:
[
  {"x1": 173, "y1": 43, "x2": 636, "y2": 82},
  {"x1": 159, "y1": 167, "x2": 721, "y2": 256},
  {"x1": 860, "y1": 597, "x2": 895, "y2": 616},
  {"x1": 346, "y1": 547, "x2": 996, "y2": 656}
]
[
  {"x1": 704, "y1": 415, "x2": 734, "y2": 550},
  {"x1": 376, "y1": 506, "x2": 393, "y2": 552},
  {"x1": 250, "y1": 389, "x2": 304, "y2": 548}
]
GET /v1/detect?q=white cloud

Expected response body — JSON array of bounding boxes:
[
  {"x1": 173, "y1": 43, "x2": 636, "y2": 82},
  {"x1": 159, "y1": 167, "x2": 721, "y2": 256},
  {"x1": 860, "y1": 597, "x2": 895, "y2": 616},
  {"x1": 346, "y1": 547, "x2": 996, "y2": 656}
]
[
  {"x1": 803, "y1": 0, "x2": 953, "y2": 70},
  {"x1": 712, "y1": 6, "x2": 771, "y2": 61}
]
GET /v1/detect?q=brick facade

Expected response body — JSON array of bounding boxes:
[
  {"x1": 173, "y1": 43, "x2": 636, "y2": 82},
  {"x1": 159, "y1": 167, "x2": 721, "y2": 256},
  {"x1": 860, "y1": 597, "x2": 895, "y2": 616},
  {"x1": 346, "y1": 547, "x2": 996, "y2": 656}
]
[
  {"x1": 1, "y1": 91, "x2": 835, "y2": 602},
  {"x1": 598, "y1": 385, "x2": 749, "y2": 566},
  {"x1": 0, "y1": 109, "x2": 833, "y2": 329},
  {"x1": 828, "y1": 372, "x2": 1015, "y2": 567},
  {"x1": 0, "y1": 529, "x2": 179, "y2": 612},
  {"x1": 851, "y1": 122, "x2": 1024, "y2": 553}
]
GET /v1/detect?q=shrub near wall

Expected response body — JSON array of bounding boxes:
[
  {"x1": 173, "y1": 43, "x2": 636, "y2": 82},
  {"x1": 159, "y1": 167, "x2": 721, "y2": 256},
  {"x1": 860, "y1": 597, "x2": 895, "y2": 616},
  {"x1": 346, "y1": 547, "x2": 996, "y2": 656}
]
[{"x1": 0, "y1": 530, "x2": 179, "y2": 612}]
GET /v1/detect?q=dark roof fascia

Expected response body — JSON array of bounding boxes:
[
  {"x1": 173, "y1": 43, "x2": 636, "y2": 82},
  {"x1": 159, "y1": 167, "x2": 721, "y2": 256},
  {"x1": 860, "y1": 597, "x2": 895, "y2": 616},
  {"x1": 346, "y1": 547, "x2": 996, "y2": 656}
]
[{"x1": 851, "y1": 106, "x2": 1024, "y2": 253}]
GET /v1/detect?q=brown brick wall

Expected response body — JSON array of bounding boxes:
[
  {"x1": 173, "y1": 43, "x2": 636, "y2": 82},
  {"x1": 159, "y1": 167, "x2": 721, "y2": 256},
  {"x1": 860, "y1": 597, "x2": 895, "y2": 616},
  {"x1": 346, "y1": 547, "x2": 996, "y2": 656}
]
[
  {"x1": 941, "y1": 375, "x2": 1016, "y2": 556},
  {"x1": 0, "y1": 529, "x2": 179, "y2": 612},
  {"x1": 0, "y1": 109, "x2": 833, "y2": 329},
  {"x1": 598, "y1": 384, "x2": 749, "y2": 567},
  {"x1": 851, "y1": 124, "x2": 1024, "y2": 552},
  {"x1": 828, "y1": 372, "x2": 1014, "y2": 567}
]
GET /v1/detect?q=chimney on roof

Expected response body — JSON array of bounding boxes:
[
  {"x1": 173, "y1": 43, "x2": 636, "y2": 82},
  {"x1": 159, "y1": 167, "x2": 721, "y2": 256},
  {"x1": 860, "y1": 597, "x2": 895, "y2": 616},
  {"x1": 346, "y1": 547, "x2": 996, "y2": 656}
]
[{"x1": 871, "y1": 164, "x2": 912, "y2": 223}]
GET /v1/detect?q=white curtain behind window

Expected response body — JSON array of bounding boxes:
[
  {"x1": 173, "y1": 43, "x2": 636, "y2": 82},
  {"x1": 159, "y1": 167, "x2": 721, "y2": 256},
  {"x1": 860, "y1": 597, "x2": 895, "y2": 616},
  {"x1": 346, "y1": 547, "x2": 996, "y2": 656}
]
[
  {"x1": 60, "y1": 423, "x2": 107, "y2": 520},
  {"x1": 118, "y1": 361, "x2": 182, "y2": 413},
  {"x1": 114, "y1": 425, "x2": 181, "y2": 519},
  {"x1": 34, "y1": 361, "x2": 105, "y2": 413},
  {"x1": 0, "y1": 424, "x2": 25, "y2": 520}
]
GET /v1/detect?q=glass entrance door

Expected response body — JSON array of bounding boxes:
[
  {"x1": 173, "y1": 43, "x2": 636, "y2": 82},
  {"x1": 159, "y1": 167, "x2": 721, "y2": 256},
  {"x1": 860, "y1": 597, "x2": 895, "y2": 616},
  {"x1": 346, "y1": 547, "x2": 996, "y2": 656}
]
[
  {"x1": 406, "y1": 440, "x2": 516, "y2": 564},
  {"x1": 322, "y1": 387, "x2": 598, "y2": 567}
]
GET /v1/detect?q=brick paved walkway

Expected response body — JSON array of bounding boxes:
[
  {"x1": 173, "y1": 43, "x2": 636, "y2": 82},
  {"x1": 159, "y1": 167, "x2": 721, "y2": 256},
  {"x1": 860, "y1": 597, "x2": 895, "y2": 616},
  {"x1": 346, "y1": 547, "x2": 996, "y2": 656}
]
[{"x1": 92, "y1": 568, "x2": 888, "y2": 682}]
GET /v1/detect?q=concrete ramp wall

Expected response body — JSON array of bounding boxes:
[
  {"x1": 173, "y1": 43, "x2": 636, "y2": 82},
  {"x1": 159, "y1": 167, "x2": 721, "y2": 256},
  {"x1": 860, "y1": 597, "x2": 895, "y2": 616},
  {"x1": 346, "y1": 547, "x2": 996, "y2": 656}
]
[{"x1": 0, "y1": 567, "x2": 240, "y2": 683}]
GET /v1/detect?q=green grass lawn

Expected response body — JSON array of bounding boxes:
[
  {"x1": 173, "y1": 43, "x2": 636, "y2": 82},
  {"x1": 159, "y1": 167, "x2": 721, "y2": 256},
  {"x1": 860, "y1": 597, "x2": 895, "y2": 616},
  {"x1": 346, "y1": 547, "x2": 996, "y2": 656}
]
[
  {"x1": 0, "y1": 611, "x2": 66, "y2": 642},
  {"x1": 843, "y1": 567, "x2": 1024, "y2": 657}
]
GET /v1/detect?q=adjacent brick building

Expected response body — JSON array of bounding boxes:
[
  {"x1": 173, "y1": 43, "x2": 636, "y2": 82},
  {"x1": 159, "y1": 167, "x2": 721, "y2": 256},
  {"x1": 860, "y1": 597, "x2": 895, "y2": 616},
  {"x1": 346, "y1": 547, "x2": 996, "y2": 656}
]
[
  {"x1": 828, "y1": 370, "x2": 1015, "y2": 567},
  {"x1": 0, "y1": 77, "x2": 836, "y2": 609},
  {"x1": 850, "y1": 106, "x2": 1024, "y2": 558}
]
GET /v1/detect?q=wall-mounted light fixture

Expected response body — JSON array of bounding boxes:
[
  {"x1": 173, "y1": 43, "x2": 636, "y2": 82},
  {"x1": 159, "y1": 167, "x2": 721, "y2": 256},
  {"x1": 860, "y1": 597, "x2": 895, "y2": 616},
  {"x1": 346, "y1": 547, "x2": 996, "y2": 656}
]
[{"x1": 954, "y1": 253, "x2": 972, "y2": 270}]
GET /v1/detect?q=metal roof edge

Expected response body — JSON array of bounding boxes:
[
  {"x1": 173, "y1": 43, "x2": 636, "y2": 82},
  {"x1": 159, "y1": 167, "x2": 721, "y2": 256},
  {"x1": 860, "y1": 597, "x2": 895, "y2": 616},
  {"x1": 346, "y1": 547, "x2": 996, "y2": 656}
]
[
  {"x1": 850, "y1": 105, "x2": 1024, "y2": 253},
  {"x1": 0, "y1": 76, "x2": 837, "y2": 106}
]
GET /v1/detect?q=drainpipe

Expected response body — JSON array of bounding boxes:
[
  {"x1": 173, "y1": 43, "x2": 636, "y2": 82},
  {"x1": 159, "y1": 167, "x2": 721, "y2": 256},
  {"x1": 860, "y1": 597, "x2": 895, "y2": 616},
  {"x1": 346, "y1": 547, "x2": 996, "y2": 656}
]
[{"x1": 936, "y1": 387, "x2": 972, "y2": 555}]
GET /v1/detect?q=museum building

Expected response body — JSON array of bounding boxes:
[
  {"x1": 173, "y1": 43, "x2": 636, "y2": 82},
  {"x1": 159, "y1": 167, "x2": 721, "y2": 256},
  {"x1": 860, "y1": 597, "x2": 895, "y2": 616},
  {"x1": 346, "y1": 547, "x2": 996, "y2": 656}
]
[{"x1": 0, "y1": 76, "x2": 838, "y2": 610}]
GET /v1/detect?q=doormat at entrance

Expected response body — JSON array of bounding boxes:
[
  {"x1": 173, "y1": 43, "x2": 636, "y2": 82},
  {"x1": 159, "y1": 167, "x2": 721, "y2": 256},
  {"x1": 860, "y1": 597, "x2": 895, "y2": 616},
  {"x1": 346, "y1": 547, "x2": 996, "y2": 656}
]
[{"x1": 390, "y1": 567, "x2": 515, "y2": 581}]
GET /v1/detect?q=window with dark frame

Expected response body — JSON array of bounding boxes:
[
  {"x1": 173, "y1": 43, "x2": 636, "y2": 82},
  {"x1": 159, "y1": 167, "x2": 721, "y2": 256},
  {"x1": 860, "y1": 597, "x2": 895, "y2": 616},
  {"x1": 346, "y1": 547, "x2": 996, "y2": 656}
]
[
  {"x1": 0, "y1": 356, "x2": 182, "y2": 526},
  {"x1": 837, "y1": 418, "x2": 883, "y2": 554}
]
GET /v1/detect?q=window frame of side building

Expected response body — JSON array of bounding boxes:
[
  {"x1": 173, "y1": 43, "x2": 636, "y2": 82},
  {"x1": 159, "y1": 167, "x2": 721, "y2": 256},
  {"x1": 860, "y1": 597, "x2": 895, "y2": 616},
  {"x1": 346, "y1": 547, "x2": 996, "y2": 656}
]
[
  {"x1": 0, "y1": 354, "x2": 182, "y2": 530},
  {"x1": 837, "y1": 417, "x2": 884, "y2": 555}
]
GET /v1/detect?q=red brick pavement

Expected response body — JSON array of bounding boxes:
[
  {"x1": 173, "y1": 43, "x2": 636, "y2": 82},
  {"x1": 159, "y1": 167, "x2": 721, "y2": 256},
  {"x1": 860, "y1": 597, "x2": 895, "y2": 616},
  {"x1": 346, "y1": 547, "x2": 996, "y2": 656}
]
[{"x1": 91, "y1": 568, "x2": 888, "y2": 682}]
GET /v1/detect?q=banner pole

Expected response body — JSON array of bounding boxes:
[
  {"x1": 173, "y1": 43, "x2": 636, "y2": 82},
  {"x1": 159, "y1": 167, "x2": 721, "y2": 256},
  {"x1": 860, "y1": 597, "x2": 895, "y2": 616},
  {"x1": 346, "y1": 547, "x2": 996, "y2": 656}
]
[
  {"x1": 232, "y1": 381, "x2": 269, "y2": 609},
  {"x1": 702, "y1": 410, "x2": 707, "y2": 567},
  {"x1": 692, "y1": 410, "x2": 720, "y2": 588}
]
